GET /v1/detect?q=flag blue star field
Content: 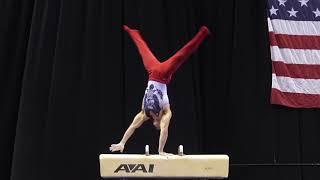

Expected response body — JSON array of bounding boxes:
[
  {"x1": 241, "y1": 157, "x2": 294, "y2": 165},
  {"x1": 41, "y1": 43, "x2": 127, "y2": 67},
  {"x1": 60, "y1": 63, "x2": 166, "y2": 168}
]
[{"x1": 267, "y1": 0, "x2": 320, "y2": 108}]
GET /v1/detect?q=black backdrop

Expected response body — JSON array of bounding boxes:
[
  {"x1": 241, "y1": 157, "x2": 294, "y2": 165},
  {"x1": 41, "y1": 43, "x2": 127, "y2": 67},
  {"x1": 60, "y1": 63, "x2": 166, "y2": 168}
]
[{"x1": 1, "y1": 0, "x2": 320, "y2": 180}]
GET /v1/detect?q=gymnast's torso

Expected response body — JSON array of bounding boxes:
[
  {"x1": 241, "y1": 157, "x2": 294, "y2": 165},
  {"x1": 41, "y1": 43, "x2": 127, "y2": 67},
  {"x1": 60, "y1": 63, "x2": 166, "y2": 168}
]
[{"x1": 143, "y1": 80, "x2": 169, "y2": 117}]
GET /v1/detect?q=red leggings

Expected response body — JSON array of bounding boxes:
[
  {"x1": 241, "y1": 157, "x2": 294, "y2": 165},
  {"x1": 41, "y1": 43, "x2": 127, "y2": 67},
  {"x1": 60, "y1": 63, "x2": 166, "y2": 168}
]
[{"x1": 124, "y1": 25, "x2": 210, "y2": 84}]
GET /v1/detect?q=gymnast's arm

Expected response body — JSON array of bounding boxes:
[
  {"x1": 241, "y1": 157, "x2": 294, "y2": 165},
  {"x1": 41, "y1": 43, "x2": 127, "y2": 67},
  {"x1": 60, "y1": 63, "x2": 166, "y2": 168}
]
[
  {"x1": 158, "y1": 106, "x2": 172, "y2": 155},
  {"x1": 109, "y1": 111, "x2": 146, "y2": 152}
]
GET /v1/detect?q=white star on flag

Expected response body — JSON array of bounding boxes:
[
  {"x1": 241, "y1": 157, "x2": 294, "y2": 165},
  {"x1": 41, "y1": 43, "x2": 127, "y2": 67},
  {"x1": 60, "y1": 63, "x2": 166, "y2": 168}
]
[
  {"x1": 269, "y1": 6, "x2": 279, "y2": 15},
  {"x1": 287, "y1": 7, "x2": 298, "y2": 17},
  {"x1": 298, "y1": 0, "x2": 309, "y2": 7},
  {"x1": 278, "y1": 0, "x2": 287, "y2": 6},
  {"x1": 313, "y1": 8, "x2": 320, "y2": 18}
]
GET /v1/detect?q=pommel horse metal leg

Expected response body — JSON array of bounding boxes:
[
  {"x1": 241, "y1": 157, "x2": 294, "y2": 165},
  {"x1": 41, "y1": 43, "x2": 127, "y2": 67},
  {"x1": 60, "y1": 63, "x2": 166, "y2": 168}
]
[
  {"x1": 100, "y1": 145, "x2": 229, "y2": 179},
  {"x1": 145, "y1": 145, "x2": 149, "y2": 156},
  {"x1": 178, "y1": 145, "x2": 184, "y2": 156}
]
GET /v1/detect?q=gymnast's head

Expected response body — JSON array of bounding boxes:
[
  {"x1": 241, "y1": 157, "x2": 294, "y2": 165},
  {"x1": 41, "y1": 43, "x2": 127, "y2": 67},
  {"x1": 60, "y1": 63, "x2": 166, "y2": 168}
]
[
  {"x1": 152, "y1": 119, "x2": 160, "y2": 130},
  {"x1": 145, "y1": 110, "x2": 161, "y2": 130}
]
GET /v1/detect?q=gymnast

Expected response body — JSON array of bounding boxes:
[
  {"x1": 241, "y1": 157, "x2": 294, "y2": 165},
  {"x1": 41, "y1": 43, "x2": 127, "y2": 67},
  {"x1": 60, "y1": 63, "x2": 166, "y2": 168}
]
[{"x1": 109, "y1": 25, "x2": 210, "y2": 155}]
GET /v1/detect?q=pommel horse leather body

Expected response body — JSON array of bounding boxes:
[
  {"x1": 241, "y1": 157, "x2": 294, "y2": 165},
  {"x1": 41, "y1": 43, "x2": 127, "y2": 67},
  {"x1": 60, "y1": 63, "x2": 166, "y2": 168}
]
[{"x1": 99, "y1": 154, "x2": 229, "y2": 178}]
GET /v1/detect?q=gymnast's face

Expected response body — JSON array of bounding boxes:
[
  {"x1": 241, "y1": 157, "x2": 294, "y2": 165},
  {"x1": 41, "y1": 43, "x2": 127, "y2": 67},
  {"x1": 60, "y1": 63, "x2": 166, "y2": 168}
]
[
  {"x1": 153, "y1": 120, "x2": 160, "y2": 130},
  {"x1": 149, "y1": 112, "x2": 160, "y2": 130}
]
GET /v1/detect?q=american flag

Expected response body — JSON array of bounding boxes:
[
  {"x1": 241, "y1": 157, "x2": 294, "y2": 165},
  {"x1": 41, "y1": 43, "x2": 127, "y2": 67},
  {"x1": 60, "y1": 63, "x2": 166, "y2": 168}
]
[{"x1": 267, "y1": 0, "x2": 320, "y2": 108}]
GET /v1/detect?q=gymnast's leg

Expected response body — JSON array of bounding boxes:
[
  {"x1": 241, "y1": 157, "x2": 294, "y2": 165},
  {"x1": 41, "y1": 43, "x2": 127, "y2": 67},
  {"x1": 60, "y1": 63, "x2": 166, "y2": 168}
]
[
  {"x1": 123, "y1": 25, "x2": 160, "y2": 72},
  {"x1": 161, "y1": 26, "x2": 210, "y2": 75}
]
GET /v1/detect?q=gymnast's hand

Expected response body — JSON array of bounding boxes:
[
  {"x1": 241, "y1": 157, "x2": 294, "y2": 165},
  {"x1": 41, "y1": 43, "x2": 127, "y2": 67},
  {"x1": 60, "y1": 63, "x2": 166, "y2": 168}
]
[
  {"x1": 109, "y1": 143, "x2": 125, "y2": 153},
  {"x1": 159, "y1": 151, "x2": 174, "y2": 156}
]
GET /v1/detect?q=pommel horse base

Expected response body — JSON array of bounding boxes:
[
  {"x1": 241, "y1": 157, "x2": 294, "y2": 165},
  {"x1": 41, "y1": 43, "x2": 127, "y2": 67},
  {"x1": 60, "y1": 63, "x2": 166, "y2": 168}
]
[{"x1": 100, "y1": 145, "x2": 229, "y2": 179}]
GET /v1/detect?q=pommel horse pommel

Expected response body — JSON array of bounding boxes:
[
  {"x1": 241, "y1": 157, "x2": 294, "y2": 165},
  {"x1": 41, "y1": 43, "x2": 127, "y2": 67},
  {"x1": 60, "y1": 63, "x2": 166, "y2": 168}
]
[{"x1": 100, "y1": 145, "x2": 229, "y2": 179}]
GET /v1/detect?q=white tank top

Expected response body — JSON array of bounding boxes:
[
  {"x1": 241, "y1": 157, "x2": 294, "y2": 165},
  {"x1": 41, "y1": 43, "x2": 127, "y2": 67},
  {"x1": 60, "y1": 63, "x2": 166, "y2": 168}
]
[{"x1": 143, "y1": 80, "x2": 169, "y2": 110}]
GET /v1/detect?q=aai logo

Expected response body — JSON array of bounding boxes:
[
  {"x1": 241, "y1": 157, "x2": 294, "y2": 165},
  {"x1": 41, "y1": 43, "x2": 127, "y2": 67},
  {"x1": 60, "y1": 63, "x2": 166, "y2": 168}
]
[{"x1": 114, "y1": 164, "x2": 155, "y2": 173}]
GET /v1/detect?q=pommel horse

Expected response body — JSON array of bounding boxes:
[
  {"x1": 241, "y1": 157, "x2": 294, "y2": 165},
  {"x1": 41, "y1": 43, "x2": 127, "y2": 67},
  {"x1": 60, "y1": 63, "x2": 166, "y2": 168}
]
[{"x1": 100, "y1": 145, "x2": 229, "y2": 179}]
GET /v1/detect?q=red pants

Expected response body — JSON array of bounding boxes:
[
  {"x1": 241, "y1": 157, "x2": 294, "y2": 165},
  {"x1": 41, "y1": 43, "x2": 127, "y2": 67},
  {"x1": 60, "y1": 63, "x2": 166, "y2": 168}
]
[{"x1": 124, "y1": 25, "x2": 210, "y2": 84}]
